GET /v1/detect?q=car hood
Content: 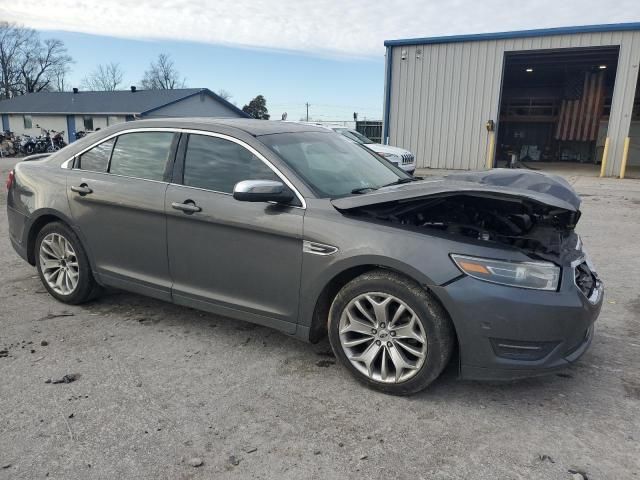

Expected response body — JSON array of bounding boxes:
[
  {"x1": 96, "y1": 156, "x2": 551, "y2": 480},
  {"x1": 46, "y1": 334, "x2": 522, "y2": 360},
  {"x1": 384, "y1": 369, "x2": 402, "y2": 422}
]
[
  {"x1": 331, "y1": 169, "x2": 581, "y2": 213},
  {"x1": 364, "y1": 143, "x2": 413, "y2": 156}
]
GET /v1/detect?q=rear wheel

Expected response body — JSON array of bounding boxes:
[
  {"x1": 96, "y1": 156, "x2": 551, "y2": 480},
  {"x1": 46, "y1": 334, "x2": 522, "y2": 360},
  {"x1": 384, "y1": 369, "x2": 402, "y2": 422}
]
[
  {"x1": 35, "y1": 222, "x2": 99, "y2": 304},
  {"x1": 328, "y1": 269, "x2": 454, "y2": 395}
]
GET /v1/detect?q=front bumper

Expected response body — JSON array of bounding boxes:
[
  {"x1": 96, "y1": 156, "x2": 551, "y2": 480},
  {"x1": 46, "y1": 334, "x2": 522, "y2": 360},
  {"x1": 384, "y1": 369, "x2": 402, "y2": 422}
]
[
  {"x1": 390, "y1": 161, "x2": 416, "y2": 174},
  {"x1": 431, "y1": 263, "x2": 603, "y2": 381}
]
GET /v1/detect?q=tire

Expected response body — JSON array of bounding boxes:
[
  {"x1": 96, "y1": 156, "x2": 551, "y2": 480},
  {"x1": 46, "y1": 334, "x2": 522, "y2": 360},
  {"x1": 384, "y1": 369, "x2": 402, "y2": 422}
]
[
  {"x1": 328, "y1": 269, "x2": 454, "y2": 395},
  {"x1": 35, "y1": 221, "x2": 99, "y2": 304}
]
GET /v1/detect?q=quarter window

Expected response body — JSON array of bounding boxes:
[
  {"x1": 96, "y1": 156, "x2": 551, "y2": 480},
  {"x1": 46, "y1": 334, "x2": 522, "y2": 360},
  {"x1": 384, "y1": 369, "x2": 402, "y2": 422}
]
[
  {"x1": 77, "y1": 139, "x2": 115, "y2": 172},
  {"x1": 183, "y1": 134, "x2": 279, "y2": 193},
  {"x1": 109, "y1": 132, "x2": 174, "y2": 181}
]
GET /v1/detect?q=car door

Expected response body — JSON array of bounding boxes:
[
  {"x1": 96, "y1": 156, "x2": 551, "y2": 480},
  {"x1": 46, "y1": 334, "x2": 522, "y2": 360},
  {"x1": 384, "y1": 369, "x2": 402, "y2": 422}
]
[
  {"x1": 66, "y1": 130, "x2": 178, "y2": 300},
  {"x1": 165, "y1": 132, "x2": 304, "y2": 333}
]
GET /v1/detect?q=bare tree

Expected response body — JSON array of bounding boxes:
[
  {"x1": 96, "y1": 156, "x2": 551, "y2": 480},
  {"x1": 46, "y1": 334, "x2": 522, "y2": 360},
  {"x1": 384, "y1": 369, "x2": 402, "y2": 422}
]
[
  {"x1": 0, "y1": 22, "x2": 73, "y2": 97},
  {"x1": 141, "y1": 54, "x2": 185, "y2": 90},
  {"x1": 19, "y1": 38, "x2": 73, "y2": 93},
  {"x1": 0, "y1": 22, "x2": 34, "y2": 98},
  {"x1": 82, "y1": 62, "x2": 124, "y2": 91},
  {"x1": 217, "y1": 89, "x2": 232, "y2": 101},
  {"x1": 51, "y1": 62, "x2": 71, "y2": 92}
]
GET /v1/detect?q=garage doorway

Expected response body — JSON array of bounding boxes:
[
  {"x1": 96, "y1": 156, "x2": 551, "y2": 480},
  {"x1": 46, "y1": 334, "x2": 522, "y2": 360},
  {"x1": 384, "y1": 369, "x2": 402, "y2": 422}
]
[
  {"x1": 496, "y1": 47, "x2": 620, "y2": 175},
  {"x1": 624, "y1": 75, "x2": 640, "y2": 178}
]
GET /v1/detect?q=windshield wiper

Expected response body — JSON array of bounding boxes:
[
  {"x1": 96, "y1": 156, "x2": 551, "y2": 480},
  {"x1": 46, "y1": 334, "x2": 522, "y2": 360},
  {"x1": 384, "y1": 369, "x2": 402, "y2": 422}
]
[
  {"x1": 380, "y1": 177, "x2": 417, "y2": 188},
  {"x1": 351, "y1": 186, "x2": 379, "y2": 194}
]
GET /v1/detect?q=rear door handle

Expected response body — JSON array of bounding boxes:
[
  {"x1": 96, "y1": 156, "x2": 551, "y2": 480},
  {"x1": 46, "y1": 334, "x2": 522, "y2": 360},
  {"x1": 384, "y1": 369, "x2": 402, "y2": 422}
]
[
  {"x1": 171, "y1": 201, "x2": 202, "y2": 214},
  {"x1": 70, "y1": 184, "x2": 93, "y2": 195}
]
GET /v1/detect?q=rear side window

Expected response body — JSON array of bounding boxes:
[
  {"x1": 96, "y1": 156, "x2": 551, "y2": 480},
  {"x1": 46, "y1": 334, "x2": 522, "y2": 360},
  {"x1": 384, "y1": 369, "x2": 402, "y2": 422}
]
[
  {"x1": 183, "y1": 134, "x2": 278, "y2": 193},
  {"x1": 109, "y1": 132, "x2": 174, "y2": 181},
  {"x1": 78, "y1": 139, "x2": 115, "y2": 172}
]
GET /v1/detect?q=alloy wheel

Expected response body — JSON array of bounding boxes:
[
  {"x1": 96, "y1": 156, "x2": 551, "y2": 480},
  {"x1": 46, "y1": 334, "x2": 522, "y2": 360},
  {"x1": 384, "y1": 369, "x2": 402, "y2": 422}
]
[
  {"x1": 39, "y1": 233, "x2": 80, "y2": 295},
  {"x1": 338, "y1": 292, "x2": 427, "y2": 383}
]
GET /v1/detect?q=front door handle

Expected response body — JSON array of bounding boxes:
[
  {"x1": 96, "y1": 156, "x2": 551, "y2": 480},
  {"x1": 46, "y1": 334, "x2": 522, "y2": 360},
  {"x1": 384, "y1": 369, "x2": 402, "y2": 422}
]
[
  {"x1": 171, "y1": 201, "x2": 202, "y2": 214},
  {"x1": 70, "y1": 184, "x2": 93, "y2": 195}
]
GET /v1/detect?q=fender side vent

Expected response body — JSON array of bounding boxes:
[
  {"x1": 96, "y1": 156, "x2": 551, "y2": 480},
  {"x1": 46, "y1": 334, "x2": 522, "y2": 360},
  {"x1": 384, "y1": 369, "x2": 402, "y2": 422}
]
[{"x1": 303, "y1": 241, "x2": 338, "y2": 256}]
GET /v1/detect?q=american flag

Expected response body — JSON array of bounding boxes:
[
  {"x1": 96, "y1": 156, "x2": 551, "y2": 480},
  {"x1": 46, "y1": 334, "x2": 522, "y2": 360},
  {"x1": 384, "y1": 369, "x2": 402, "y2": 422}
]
[{"x1": 555, "y1": 71, "x2": 605, "y2": 142}]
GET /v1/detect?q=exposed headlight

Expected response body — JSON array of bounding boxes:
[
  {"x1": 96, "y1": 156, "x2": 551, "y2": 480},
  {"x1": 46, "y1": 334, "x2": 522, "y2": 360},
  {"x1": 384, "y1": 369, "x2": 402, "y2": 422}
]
[
  {"x1": 451, "y1": 254, "x2": 560, "y2": 291},
  {"x1": 379, "y1": 152, "x2": 400, "y2": 160}
]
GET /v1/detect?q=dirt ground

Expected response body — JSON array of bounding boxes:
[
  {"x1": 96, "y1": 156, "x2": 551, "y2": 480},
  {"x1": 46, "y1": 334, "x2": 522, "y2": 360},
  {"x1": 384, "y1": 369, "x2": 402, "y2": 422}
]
[{"x1": 1, "y1": 157, "x2": 639, "y2": 479}]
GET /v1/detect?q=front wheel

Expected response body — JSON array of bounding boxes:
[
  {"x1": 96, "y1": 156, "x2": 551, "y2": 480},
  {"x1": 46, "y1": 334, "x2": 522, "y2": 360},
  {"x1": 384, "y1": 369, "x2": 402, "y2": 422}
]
[{"x1": 328, "y1": 269, "x2": 454, "y2": 395}]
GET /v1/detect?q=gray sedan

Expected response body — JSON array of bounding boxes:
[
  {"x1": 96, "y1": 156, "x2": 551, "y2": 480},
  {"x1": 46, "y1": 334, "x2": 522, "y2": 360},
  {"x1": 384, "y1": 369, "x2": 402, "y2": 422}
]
[{"x1": 6, "y1": 119, "x2": 603, "y2": 395}]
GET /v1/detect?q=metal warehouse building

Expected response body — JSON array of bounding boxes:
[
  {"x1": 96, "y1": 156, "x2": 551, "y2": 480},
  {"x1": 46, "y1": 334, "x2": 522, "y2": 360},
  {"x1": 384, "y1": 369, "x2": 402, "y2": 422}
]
[{"x1": 382, "y1": 23, "x2": 640, "y2": 176}]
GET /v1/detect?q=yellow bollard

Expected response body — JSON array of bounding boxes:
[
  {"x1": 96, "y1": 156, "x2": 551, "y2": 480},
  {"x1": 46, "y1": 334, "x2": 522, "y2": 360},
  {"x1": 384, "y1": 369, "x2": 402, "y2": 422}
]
[
  {"x1": 619, "y1": 137, "x2": 630, "y2": 179},
  {"x1": 599, "y1": 137, "x2": 610, "y2": 178},
  {"x1": 486, "y1": 132, "x2": 495, "y2": 169}
]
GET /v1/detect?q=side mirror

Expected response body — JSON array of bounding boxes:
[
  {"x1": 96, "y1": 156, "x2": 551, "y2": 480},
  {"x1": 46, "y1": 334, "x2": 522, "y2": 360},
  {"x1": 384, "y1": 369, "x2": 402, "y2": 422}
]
[{"x1": 233, "y1": 180, "x2": 294, "y2": 203}]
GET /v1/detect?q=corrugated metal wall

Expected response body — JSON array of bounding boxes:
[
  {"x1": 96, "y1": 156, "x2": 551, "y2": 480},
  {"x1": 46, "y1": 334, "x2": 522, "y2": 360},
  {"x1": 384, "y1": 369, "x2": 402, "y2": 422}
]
[{"x1": 385, "y1": 31, "x2": 640, "y2": 175}]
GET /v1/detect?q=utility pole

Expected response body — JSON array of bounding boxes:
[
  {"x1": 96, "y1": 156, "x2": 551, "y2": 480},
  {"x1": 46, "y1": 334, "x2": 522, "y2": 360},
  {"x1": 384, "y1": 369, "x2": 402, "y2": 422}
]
[{"x1": 305, "y1": 102, "x2": 310, "y2": 121}]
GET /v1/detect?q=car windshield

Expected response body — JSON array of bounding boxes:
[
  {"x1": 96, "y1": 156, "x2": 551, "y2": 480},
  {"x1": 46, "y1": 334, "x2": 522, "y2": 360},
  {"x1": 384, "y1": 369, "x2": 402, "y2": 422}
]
[
  {"x1": 260, "y1": 131, "x2": 411, "y2": 198},
  {"x1": 333, "y1": 128, "x2": 375, "y2": 144}
]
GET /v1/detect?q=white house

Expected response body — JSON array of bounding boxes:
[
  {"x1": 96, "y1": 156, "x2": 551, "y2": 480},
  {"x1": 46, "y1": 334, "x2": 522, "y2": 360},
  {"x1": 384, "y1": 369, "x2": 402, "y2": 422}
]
[{"x1": 0, "y1": 87, "x2": 249, "y2": 143}]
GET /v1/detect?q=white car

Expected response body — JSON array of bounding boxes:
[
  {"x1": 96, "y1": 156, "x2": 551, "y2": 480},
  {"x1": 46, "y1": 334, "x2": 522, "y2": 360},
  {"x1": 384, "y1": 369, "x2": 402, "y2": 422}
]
[
  {"x1": 329, "y1": 127, "x2": 416, "y2": 174},
  {"x1": 291, "y1": 122, "x2": 417, "y2": 174}
]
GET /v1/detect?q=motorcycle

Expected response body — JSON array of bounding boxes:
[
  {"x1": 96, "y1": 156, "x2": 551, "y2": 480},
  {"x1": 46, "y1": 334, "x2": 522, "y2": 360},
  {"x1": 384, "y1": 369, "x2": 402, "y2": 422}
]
[
  {"x1": 35, "y1": 128, "x2": 63, "y2": 153},
  {"x1": 51, "y1": 130, "x2": 66, "y2": 150},
  {"x1": 75, "y1": 130, "x2": 91, "y2": 140},
  {"x1": 19, "y1": 135, "x2": 37, "y2": 155}
]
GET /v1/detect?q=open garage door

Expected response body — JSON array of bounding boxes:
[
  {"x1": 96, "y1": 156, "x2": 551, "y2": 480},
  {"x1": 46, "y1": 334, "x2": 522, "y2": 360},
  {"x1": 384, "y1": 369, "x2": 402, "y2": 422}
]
[
  {"x1": 496, "y1": 47, "x2": 620, "y2": 175},
  {"x1": 623, "y1": 75, "x2": 640, "y2": 178}
]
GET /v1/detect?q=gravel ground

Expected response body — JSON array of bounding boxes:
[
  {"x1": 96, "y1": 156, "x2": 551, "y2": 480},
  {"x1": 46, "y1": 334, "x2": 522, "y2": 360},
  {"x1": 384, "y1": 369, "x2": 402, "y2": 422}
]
[{"x1": 1, "y1": 157, "x2": 639, "y2": 479}]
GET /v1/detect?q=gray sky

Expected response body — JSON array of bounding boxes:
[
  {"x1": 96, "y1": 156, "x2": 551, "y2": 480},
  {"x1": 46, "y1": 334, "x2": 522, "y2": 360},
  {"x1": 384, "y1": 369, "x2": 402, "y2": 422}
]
[{"x1": 2, "y1": 0, "x2": 640, "y2": 57}]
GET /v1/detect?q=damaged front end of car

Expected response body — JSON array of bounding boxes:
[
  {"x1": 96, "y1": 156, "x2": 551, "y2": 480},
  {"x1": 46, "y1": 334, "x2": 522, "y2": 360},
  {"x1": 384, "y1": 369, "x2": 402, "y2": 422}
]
[
  {"x1": 332, "y1": 169, "x2": 603, "y2": 380},
  {"x1": 332, "y1": 169, "x2": 586, "y2": 264},
  {"x1": 330, "y1": 169, "x2": 605, "y2": 304}
]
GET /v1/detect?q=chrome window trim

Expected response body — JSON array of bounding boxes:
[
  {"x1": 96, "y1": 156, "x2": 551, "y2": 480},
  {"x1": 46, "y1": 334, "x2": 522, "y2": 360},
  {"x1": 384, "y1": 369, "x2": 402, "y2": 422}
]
[
  {"x1": 61, "y1": 127, "x2": 307, "y2": 209},
  {"x1": 65, "y1": 167, "x2": 170, "y2": 186}
]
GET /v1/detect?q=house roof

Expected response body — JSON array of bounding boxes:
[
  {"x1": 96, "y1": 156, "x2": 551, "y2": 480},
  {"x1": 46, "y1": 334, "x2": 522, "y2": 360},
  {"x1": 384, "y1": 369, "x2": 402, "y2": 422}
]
[
  {"x1": 384, "y1": 22, "x2": 640, "y2": 47},
  {"x1": 0, "y1": 88, "x2": 249, "y2": 117}
]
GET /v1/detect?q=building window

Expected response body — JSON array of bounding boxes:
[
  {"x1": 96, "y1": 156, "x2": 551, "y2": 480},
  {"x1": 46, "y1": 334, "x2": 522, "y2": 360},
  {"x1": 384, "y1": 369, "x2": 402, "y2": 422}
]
[
  {"x1": 83, "y1": 116, "x2": 94, "y2": 131},
  {"x1": 23, "y1": 115, "x2": 32, "y2": 129}
]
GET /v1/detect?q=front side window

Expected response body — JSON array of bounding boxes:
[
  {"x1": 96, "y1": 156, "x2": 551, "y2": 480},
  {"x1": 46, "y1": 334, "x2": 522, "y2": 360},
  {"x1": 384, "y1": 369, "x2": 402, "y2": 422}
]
[
  {"x1": 83, "y1": 116, "x2": 94, "y2": 131},
  {"x1": 183, "y1": 134, "x2": 278, "y2": 193},
  {"x1": 109, "y1": 132, "x2": 174, "y2": 181},
  {"x1": 77, "y1": 139, "x2": 115, "y2": 172},
  {"x1": 23, "y1": 115, "x2": 32, "y2": 129},
  {"x1": 260, "y1": 131, "x2": 408, "y2": 198}
]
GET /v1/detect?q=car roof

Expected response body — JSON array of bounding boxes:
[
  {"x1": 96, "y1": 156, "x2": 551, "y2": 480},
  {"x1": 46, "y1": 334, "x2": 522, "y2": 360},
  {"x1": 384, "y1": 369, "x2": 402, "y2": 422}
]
[
  {"x1": 291, "y1": 122, "x2": 350, "y2": 131},
  {"x1": 121, "y1": 117, "x2": 331, "y2": 136}
]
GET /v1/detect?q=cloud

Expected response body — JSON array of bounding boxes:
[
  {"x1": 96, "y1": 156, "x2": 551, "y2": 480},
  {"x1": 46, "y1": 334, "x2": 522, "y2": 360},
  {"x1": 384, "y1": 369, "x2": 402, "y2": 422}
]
[{"x1": 1, "y1": 0, "x2": 639, "y2": 57}]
